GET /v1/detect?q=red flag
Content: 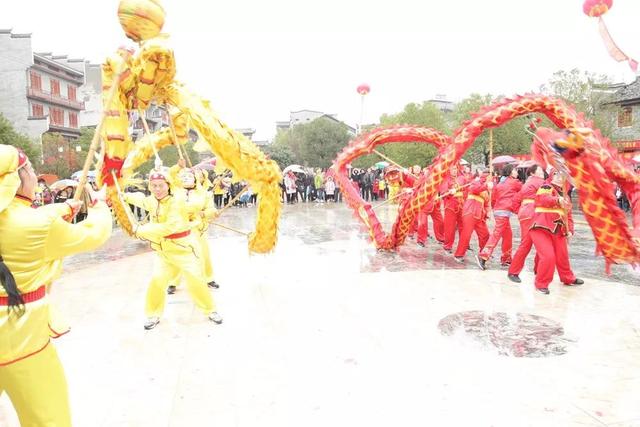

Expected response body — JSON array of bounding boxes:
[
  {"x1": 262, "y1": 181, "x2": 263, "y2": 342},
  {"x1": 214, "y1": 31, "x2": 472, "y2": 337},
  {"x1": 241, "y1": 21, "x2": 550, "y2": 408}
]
[{"x1": 598, "y1": 17, "x2": 638, "y2": 72}]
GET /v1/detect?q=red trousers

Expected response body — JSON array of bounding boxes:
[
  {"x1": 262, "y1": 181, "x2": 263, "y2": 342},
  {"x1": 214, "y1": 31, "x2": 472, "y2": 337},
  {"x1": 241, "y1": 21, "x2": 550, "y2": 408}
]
[
  {"x1": 529, "y1": 228, "x2": 576, "y2": 289},
  {"x1": 408, "y1": 216, "x2": 418, "y2": 238},
  {"x1": 479, "y1": 215, "x2": 513, "y2": 263},
  {"x1": 417, "y1": 208, "x2": 444, "y2": 244},
  {"x1": 454, "y1": 214, "x2": 489, "y2": 257},
  {"x1": 508, "y1": 218, "x2": 539, "y2": 276},
  {"x1": 443, "y1": 208, "x2": 463, "y2": 250}
]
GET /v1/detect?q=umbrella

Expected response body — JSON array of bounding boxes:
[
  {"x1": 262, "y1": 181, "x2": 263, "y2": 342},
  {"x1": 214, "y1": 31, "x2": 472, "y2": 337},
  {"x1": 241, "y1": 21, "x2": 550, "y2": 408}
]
[
  {"x1": 194, "y1": 157, "x2": 217, "y2": 171},
  {"x1": 491, "y1": 155, "x2": 517, "y2": 165},
  {"x1": 517, "y1": 160, "x2": 537, "y2": 168},
  {"x1": 37, "y1": 174, "x2": 58, "y2": 185},
  {"x1": 633, "y1": 154, "x2": 640, "y2": 163},
  {"x1": 50, "y1": 179, "x2": 79, "y2": 191},
  {"x1": 283, "y1": 164, "x2": 306, "y2": 175},
  {"x1": 71, "y1": 170, "x2": 96, "y2": 181},
  {"x1": 375, "y1": 161, "x2": 390, "y2": 169}
]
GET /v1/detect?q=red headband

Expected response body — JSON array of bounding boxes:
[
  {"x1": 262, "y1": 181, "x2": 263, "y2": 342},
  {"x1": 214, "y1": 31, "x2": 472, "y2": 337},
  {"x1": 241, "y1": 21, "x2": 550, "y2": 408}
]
[{"x1": 149, "y1": 171, "x2": 168, "y2": 182}]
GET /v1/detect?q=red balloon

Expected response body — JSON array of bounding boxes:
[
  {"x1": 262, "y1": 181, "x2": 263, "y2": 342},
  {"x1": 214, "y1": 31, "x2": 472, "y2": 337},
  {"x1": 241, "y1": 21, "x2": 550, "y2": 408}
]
[
  {"x1": 357, "y1": 84, "x2": 370, "y2": 96},
  {"x1": 583, "y1": 0, "x2": 612, "y2": 17}
]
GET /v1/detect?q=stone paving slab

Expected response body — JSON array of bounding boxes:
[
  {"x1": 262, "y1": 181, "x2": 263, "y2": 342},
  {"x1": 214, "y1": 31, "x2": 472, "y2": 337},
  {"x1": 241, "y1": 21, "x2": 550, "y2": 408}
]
[{"x1": 1, "y1": 203, "x2": 639, "y2": 426}]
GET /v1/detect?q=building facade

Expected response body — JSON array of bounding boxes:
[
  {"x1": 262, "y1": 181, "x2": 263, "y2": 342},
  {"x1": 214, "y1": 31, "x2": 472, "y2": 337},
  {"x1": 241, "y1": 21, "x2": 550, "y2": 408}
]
[
  {"x1": 276, "y1": 109, "x2": 356, "y2": 135},
  {"x1": 605, "y1": 78, "x2": 640, "y2": 162},
  {"x1": 0, "y1": 29, "x2": 85, "y2": 142}
]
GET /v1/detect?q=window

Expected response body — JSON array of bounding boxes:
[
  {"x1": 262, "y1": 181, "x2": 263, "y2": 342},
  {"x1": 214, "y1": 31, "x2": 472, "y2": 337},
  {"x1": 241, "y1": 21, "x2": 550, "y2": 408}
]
[
  {"x1": 68, "y1": 112, "x2": 78, "y2": 128},
  {"x1": 30, "y1": 71, "x2": 42, "y2": 90},
  {"x1": 31, "y1": 103, "x2": 44, "y2": 117},
  {"x1": 50, "y1": 108, "x2": 64, "y2": 126},
  {"x1": 67, "y1": 86, "x2": 77, "y2": 101},
  {"x1": 618, "y1": 106, "x2": 633, "y2": 128},
  {"x1": 50, "y1": 79, "x2": 60, "y2": 96}
]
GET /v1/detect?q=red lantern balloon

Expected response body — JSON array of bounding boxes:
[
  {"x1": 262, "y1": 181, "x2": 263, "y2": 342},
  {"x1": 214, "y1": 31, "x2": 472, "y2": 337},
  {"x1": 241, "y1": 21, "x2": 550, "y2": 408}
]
[
  {"x1": 357, "y1": 84, "x2": 370, "y2": 96},
  {"x1": 583, "y1": 0, "x2": 612, "y2": 17}
]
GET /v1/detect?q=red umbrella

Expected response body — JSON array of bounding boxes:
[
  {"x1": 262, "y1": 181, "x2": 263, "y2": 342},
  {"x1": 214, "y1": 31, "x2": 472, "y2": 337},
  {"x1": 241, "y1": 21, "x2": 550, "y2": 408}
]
[{"x1": 491, "y1": 155, "x2": 517, "y2": 165}]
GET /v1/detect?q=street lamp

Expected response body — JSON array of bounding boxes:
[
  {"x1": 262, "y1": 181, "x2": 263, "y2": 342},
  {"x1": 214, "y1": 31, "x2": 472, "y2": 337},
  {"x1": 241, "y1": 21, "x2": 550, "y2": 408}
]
[{"x1": 356, "y1": 83, "x2": 371, "y2": 135}]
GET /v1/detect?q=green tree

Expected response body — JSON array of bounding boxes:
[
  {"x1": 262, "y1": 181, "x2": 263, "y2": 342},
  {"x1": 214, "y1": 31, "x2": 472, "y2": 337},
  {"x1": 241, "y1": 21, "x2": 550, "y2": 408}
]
[
  {"x1": 0, "y1": 113, "x2": 41, "y2": 165},
  {"x1": 137, "y1": 140, "x2": 201, "y2": 176},
  {"x1": 272, "y1": 117, "x2": 352, "y2": 168},
  {"x1": 541, "y1": 68, "x2": 615, "y2": 137},
  {"x1": 262, "y1": 143, "x2": 295, "y2": 169},
  {"x1": 363, "y1": 101, "x2": 450, "y2": 168},
  {"x1": 298, "y1": 118, "x2": 352, "y2": 168},
  {"x1": 452, "y1": 94, "x2": 532, "y2": 166},
  {"x1": 40, "y1": 133, "x2": 73, "y2": 178}
]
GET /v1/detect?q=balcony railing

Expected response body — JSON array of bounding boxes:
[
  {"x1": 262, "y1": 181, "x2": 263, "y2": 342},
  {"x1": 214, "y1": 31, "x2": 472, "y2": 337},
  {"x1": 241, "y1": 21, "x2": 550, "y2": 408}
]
[
  {"x1": 49, "y1": 123, "x2": 81, "y2": 135},
  {"x1": 26, "y1": 87, "x2": 85, "y2": 110}
]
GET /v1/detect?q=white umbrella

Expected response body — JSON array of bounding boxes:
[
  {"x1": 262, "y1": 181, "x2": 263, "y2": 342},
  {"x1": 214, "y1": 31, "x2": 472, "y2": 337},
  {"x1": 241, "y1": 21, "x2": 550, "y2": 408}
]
[
  {"x1": 633, "y1": 154, "x2": 640, "y2": 163},
  {"x1": 283, "y1": 164, "x2": 306, "y2": 174},
  {"x1": 71, "y1": 170, "x2": 96, "y2": 181}
]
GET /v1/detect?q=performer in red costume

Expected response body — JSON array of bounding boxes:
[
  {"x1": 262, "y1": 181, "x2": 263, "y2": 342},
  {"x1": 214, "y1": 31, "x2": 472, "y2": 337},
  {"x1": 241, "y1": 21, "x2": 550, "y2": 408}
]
[
  {"x1": 416, "y1": 166, "x2": 444, "y2": 246},
  {"x1": 440, "y1": 165, "x2": 468, "y2": 252},
  {"x1": 528, "y1": 169, "x2": 583, "y2": 294},
  {"x1": 507, "y1": 164, "x2": 546, "y2": 282},
  {"x1": 476, "y1": 164, "x2": 523, "y2": 269},
  {"x1": 453, "y1": 168, "x2": 492, "y2": 262}
]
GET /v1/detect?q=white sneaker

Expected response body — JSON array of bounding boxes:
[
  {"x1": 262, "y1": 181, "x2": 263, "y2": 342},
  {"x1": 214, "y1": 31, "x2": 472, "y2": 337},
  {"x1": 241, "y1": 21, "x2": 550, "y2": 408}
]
[
  {"x1": 208, "y1": 312, "x2": 223, "y2": 324},
  {"x1": 144, "y1": 317, "x2": 160, "y2": 330}
]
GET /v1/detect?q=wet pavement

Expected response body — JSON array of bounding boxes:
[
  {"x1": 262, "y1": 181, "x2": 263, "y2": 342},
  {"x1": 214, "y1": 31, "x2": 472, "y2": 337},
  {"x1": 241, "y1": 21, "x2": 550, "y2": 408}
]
[
  {"x1": 2, "y1": 202, "x2": 640, "y2": 426},
  {"x1": 66, "y1": 202, "x2": 640, "y2": 286}
]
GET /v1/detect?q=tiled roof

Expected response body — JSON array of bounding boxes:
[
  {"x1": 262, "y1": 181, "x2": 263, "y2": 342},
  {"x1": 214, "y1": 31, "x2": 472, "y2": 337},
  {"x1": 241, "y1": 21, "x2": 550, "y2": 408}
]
[{"x1": 609, "y1": 78, "x2": 640, "y2": 104}]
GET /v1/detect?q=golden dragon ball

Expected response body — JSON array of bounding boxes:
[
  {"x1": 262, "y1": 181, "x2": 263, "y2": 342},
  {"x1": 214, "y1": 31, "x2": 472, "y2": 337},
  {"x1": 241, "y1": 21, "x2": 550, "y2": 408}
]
[{"x1": 118, "y1": 0, "x2": 165, "y2": 42}]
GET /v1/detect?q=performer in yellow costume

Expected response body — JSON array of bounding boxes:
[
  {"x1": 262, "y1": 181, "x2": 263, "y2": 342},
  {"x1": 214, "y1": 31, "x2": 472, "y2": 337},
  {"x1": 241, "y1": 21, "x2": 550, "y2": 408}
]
[
  {"x1": 0, "y1": 144, "x2": 112, "y2": 426},
  {"x1": 166, "y1": 163, "x2": 220, "y2": 295},
  {"x1": 123, "y1": 169, "x2": 222, "y2": 329}
]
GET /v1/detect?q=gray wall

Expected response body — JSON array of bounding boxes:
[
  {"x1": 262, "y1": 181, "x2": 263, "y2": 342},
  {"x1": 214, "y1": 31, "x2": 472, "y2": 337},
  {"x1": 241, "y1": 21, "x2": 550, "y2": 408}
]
[
  {"x1": 0, "y1": 31, "x2": 36, "y2": 137},
  {"x1": 611, "y1": 105, "x2": 640, "y2": 141}
]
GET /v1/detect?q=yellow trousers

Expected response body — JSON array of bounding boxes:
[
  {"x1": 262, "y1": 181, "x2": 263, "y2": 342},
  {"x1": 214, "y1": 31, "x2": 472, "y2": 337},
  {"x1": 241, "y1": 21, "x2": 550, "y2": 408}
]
[
  {"x1": 146, "y1": 239, "x2": 215, "y2": 317},
  {"x1": 170, "y1": 232, "x2": 214, "y2": 287},
  {"x1": 197, "y1": 232, "x2": 214, "y2": 283},
  {"x1": 0, "y1": 342, "x2": 71, "y2": 427}
]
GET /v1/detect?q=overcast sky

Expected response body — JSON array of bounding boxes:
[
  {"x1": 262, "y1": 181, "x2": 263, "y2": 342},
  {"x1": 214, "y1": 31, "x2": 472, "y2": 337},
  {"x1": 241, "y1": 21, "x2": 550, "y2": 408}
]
[{"x1": 3, "y1": 0, "x2": 640, "y2": 140}]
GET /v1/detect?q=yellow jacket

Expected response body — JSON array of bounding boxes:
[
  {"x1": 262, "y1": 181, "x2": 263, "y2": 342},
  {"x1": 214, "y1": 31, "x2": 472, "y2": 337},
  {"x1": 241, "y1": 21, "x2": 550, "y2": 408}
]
[
  {"x1": 0, "y1": 198, "x2": 112, "y2": 365},
  {"x1": 176, "y1": 187, "x2": 217, "y2": 234},
  {"x1": 123, "y1": 192, "x2": 194, "y2": 245}
]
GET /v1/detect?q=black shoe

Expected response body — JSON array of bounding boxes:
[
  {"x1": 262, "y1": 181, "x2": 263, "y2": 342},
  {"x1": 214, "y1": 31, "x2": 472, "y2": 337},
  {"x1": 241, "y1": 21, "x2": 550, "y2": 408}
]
[
  {"x1": 167, "y1": 285, "x2": 176, "y2": 295},
  {"x1": 475, "y1": 255, "x2": 487, "y2": 271},
  {"x1": 144, "y1": 317, "x2": 160, "y2": 330},
  {"x1": 454, "y1": 256, "x2": 465, "y2": 264},
  {"x1": 208, "y1": 281, "x2": 220, "y2": 289},
  {"x1": 507, "y1": 274, "x2": 521, "y2": 283},
  {"x1": 501, "y1": 261, "x2": 511, "y2": 267},
  {"x1": 536, "y1": 288, "x2": 550, "y2": 295},
  {"x1": 563, "y1": 278, "x2": 584, "y2": 286},
  {"x1": 417, "y1": 241, "x2": 425, "y2": 247}
]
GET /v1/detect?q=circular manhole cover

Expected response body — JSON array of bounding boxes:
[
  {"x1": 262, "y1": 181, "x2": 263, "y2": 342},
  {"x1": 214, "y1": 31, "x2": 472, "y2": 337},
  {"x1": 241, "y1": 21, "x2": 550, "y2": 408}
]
[{"x1": 438, "y1": 311, "x2": 572, "y2": 357}]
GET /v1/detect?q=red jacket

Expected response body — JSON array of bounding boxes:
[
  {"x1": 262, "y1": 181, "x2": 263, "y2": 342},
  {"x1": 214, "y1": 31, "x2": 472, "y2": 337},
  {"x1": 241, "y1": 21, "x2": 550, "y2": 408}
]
[
  {"x1": 462, "y1": 179, "x2": 489, "y2": 220},
  {"x1": 531, "y1": 184, "x2": 574, "y2": 235},
  {"x1": 491, "y1": 177, "x2": 523, "y2": 212},
  {"x1": 512, "y1": 176, "x2": 545, "y2": 221},
  {"x1": 439, "y1": 174, "x2": 468, "y2": 213}
]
